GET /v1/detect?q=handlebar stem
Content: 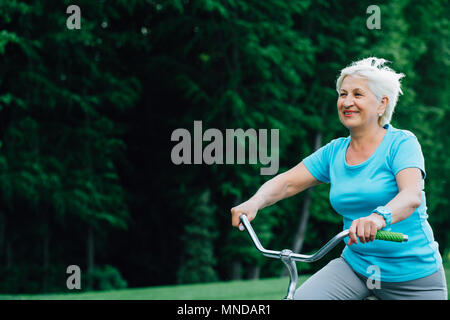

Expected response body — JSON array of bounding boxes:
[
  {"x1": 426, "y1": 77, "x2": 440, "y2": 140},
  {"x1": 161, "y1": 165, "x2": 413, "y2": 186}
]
[{"x1": 280, "y1": 249, "x2": 298, "y2": 300}]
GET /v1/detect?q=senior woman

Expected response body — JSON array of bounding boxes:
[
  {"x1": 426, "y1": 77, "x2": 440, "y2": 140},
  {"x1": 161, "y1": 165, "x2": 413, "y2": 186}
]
[{"x1": 230, "y1": 57, "x2": 447, "y2": 300}]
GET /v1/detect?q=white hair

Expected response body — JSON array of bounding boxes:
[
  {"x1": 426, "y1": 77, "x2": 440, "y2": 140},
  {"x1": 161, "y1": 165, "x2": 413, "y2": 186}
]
[{"x1": 335, "y1": 57, "x2": 405, "y2": 126}]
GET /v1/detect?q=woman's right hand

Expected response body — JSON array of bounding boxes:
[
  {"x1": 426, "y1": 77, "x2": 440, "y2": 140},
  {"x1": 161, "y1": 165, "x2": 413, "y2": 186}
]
[{"x1": 230, "y1": 198, "x2": 261, "y2": 231}]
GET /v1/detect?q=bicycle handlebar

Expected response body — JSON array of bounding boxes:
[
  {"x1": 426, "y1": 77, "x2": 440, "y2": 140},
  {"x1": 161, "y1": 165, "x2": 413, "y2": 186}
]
[
  {"x1": 240, "y1": 214, "x2": 408, "y2": 263},
  {"x1": 239, "y1": 214, "x2": 407, "y2": 300}
]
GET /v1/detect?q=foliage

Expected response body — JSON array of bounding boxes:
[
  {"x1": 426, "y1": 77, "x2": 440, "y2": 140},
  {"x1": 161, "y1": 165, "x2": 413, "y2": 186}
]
[
  {"x1": 86, "y1": 265, "x2": 128, "y2": 291},
  {"x1": 0, "y1": 0, "x2": 448, "y2": 293},
  {"x1": 177, "y1": 190, "x2": 219, "y2": 284}
]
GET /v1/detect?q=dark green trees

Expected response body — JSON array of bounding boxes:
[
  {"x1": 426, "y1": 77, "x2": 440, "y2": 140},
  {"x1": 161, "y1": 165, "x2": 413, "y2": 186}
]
[{"x1": 0, "y1": 0, "x2": 447, "y2": 293}]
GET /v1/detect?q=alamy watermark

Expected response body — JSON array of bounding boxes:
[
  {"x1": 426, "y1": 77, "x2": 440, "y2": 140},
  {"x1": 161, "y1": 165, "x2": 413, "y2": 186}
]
[
  {"x1": 366, "y1": 264, "x2": 381, "y2": 290},
  {"x1": 66, "y1": 5, "x2": 81, "y2": 30},
  {"x1": 66, "y1": 265, "x2": 81, "y2": 290},
  {"x1": 66, "y1": 4, "x2": 381, "y2": 31},
  {"x1": 171, "y1": 121, "x2": 279, "y2": 175},
  {"x1": 366, "y1": 5, "x2": 381, "y2": 30}
]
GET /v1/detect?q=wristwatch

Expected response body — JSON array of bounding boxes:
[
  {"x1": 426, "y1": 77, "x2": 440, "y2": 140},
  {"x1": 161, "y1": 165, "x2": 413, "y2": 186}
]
[{"x1": 373, "y1": 206, "x2": 392, "y2": 227}]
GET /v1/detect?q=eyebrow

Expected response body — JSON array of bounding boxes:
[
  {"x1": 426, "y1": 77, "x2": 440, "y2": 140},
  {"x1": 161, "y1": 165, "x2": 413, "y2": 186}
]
[{"x1": 340, "y1": 88, "x2": 365, "y2": 92}]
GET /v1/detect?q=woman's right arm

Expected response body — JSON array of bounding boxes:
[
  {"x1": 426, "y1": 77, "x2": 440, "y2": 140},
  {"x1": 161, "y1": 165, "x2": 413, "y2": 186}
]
[{"x1": 230, "y1": 161, "x2": 322, "y2": 230}]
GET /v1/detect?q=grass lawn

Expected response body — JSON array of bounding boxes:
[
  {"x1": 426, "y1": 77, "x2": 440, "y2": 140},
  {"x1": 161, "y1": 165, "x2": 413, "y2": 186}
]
[
  {"x1": 1, "y1": 264, "x2": 449, "y2": 300},
  {"x1": 0, "y1": 276, "x2": 306, "y2": 300}
]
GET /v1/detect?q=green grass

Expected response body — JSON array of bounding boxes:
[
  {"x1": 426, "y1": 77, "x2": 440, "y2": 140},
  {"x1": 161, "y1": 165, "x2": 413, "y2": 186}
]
[
  {"x1": 1, "y1": 263, "x2": 449, "y2": 300},
  {"x1": 0, "y1": 276, "x2": 309, "y2": 300}
]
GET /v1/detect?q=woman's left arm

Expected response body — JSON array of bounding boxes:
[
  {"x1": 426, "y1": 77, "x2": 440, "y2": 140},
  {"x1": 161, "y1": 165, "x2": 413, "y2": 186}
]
[
  {"x1": 348, "y1": 167, "x2": 423, "y2": 245},
  {"x1": 384, "y1": 167, "x2": 423, "y2": 224}
]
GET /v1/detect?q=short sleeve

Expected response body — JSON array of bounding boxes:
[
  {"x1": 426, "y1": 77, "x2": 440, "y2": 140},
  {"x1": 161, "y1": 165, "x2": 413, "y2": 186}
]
[
  {"x1": 302, "y1": 140, "x2": 336, "y2": 184},
  {"x1": 390, "y1": 135, "x2": 426, "y2": 179}
]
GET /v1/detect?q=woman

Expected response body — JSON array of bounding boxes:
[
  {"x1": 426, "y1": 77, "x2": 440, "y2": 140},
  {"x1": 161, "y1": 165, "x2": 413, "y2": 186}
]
[{"x1": 230, "y1": 57, "x2": 447, "y2": 300}]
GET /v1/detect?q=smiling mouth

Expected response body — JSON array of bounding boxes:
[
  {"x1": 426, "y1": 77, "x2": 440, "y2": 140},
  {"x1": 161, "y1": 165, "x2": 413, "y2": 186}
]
[{"x1": 343, "y1": 111, "x2": 359, "y2": 116}]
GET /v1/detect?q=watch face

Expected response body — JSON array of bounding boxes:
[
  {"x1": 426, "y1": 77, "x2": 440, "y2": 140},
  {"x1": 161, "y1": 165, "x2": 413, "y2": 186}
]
[{"x1": 378, "y1": 207, "x2": 389, "y2": 214}]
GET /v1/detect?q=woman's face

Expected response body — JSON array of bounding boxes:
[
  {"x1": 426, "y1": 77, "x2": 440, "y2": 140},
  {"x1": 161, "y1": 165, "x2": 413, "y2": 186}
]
[{"x1": 337, "y1": 76, "x2": 385, "y2": 130}]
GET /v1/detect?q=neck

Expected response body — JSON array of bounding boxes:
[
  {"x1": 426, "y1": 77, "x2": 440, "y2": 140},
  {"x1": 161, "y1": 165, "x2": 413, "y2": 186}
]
[{"x1": 349, "y1": 124, "x2": 386, "y2": 151}]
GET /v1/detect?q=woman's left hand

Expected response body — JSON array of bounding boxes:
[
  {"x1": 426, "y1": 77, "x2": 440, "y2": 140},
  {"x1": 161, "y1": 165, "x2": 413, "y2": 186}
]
[{"x1": 347, "y1": 213, "x2": 386, "y2": 245}]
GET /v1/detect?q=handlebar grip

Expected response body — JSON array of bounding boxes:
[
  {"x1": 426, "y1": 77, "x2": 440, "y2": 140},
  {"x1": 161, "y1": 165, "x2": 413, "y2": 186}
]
[{"x1": 375, "y1": 230, "x2": 408, "y2": 242}]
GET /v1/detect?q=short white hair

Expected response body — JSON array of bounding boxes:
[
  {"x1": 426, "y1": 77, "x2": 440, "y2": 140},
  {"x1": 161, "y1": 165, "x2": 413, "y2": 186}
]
[{"x1": 336, "y1": 57, "x2": 405, "y2": 126}]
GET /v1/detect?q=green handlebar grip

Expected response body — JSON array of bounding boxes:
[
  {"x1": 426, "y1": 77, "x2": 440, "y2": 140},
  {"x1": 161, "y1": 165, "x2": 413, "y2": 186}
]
[{"x1": 375, "y1": 230, "x2": 408, "y2": 242}]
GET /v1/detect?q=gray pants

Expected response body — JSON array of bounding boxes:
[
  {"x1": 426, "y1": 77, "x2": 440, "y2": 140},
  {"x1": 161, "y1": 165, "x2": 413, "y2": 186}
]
[{"x1": 294, "y1": 256, "x2": 447, "y2": 300}]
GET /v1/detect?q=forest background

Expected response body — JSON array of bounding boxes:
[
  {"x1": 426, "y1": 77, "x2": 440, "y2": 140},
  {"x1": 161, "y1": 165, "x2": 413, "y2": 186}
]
[{"x1": 0, "y1": 0, "x2": 448, "y2": 293}]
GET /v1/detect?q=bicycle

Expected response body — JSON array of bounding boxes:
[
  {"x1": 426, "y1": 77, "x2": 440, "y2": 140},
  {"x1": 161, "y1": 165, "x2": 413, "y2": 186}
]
[{"x1": 239, "y1": 214, "x2": 408, "y2": 300}]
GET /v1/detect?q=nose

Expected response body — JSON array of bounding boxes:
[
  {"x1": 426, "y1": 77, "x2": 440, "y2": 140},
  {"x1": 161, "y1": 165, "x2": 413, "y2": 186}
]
[{"x1": 342, "y1": 97, "x2": 354, "y2": 108}]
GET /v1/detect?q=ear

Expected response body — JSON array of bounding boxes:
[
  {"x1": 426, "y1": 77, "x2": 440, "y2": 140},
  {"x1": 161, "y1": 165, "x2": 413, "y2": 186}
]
[{"x1": 377, "y1": 96, "x2": 389, "y2": 115}]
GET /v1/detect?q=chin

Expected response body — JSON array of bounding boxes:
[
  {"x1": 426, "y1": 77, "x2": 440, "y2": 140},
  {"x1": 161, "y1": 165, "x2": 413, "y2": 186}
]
[{"x1": 340, "y1": 119, "x2": 361, "y2": 130}]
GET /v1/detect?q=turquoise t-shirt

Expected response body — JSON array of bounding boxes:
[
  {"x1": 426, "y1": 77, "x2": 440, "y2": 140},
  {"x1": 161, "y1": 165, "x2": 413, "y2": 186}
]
[{"x1": 302, "y1": 124, "x2": 442, "y2": 282}]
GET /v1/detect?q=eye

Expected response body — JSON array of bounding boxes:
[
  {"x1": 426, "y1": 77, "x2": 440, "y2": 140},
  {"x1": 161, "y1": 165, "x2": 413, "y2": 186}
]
[{"x1": 339, "y1": 93, "x2": 347, "y2": 97}]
